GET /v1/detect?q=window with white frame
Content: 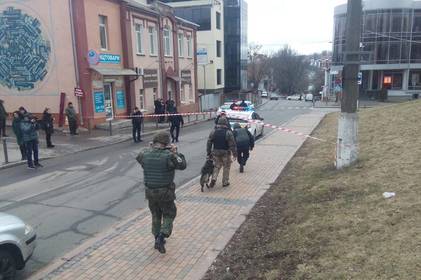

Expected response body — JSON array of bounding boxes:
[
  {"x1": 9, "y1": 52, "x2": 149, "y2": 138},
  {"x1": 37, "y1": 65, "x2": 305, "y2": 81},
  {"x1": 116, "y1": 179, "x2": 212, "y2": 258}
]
[
  {"x1": 181, "y1": 84, "x2": 186, "y2": 102},
  {"x1": 135, "y1": 23, "x2": 144, "y2": 55},
  {"x1": 178, "y1": 33, "x2": 184, "y2": 57},
  {"x1": 139, "y1": 89, "x2": 145, "y2": 110},
  {"x1": 99, "y1": 15, "x2": 108, "y2": 50},
  {"x1": 186, "y1": 35, "x2": 192, "y2": 58},
  {"x1": 163, "y1": 28, "x2": 172, "y2": 56},
  {"x1": 189, "y1": 85, "x2": 194, "y2": 101},
  {"x1": 148, "y1": 26, "x2": 158, "y2": 56}
]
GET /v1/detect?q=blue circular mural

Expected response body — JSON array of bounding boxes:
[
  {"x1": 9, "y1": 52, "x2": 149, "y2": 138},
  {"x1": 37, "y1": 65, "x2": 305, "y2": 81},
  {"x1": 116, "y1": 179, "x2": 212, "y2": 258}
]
[{"x1": 0, "y1": 7, "x2": 51, "y2": 91}]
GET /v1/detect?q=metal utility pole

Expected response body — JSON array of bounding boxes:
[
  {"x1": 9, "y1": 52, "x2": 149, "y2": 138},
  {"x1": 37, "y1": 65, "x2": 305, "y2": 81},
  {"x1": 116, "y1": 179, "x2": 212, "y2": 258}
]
[{"x1": 336, "y1": 0, "x2": 362, "y2": 169}]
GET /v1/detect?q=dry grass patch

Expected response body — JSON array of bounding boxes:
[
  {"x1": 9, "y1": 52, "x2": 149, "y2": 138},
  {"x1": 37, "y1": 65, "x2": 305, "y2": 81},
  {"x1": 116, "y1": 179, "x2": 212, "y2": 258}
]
[{"x1": 204, "y1": 101, "x2": 421, "y2": 280}]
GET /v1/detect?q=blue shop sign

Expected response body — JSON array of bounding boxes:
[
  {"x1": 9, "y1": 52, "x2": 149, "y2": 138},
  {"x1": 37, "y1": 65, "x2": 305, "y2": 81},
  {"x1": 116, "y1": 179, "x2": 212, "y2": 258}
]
[
  {"x1": 116, "y1": 91, "x2": 126, "y2": 109},
  {"x1": 99, "y1": 53, "x2": 121, "y2": 64},
  {"x1": 94, "y1": 92, "x2": 105, "y2": 113}
]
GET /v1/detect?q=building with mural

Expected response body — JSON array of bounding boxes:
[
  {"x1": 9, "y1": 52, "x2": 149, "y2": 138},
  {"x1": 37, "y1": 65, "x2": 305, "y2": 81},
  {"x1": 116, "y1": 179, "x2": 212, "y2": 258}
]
[
  {"x1": 0, "y1": 0, "x2": 78, "y2": 122},
  {"x1": 0, "y1": 0, "x2": 198, "y2": 127}
]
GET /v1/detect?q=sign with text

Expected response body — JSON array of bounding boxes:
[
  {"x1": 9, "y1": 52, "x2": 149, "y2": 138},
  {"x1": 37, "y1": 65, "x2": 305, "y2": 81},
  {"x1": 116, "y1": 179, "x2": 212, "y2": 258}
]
[
  {"x1": 181, "y1": 70, "x2": 192, "y2": 84},
  {"x1": 197, "y1": 48, "x2": 208, "y2": 65},
  {"x1": 93, "y1": 91, "x2": 105, "y2": 113},
  {"x1": 143, "y1": 69, "x2": 159, "y2": 88},
  {"x1": 116, "y1": 90, "x2": 126, "y2": 109},
  {"x1": 99, "y1": 53, "x2": 121, "y2": 64},
  {"x1": 74, "y1": 87, "x2": 84, "y2": 97}
]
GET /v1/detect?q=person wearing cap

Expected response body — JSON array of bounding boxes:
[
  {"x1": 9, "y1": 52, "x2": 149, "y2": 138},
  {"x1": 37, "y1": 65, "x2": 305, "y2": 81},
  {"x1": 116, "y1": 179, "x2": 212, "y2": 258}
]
[
  {"x1": 65, "y1": 102, "x2": 78, "y2": 135},
  {"x1": 215, "y1": 111, "x2": 232, "y2": 130},
  {"x1": 136, "y1": 132, "x2": 187, "y2": 254},
  {"x1": 207, "y1": 117, "x2": 237, "y2": 188},
  {"x1": 0, "y1": 99, "x2": 8, "y2": 137}
]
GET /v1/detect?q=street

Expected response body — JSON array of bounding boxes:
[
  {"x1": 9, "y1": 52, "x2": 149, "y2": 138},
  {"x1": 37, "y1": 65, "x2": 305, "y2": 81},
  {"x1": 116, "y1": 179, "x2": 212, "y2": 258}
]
[{"x1": 0, "y1": 100, "x2": 313, "y2": 279}]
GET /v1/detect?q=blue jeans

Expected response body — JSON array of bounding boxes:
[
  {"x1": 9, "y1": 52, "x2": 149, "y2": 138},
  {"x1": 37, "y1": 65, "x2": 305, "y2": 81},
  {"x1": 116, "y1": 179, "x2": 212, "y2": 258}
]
[{"x1": 25, "y1": 140, "x2": 39, "y2": 167}]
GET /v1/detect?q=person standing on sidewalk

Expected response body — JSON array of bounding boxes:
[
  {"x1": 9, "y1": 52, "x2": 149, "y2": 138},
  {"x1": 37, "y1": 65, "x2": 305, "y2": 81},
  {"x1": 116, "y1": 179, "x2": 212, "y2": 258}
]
[
  {"x1": 233, "y1": 123, "x2": 254, "y2": 173},
  {"x1": 136, "y1": 132, "x2": 187, "y2": 254},
  {"x1": 21, "y1": 115, "x2": 42, "y2": 169},
  {"x1": 0, "y1": 99, "x2": 8, "y2": 137},
  {"x1": 169, "y1": 109, "x2": 184, "y2": 143},
  {"x1": 12, "y1": 111, "x2": 26, "y2": 160},
  {"x1": 65, "y1": 102, "x2": 78, "y2": 135},
  {"x1": 131, "y1": 107, "x2": 143, "y2": 143},
  {"x1": 207, "y1": 117, "x2": 237, "y2": 188},
  {"x1": 42, "y1": 108, "x2": 55, "y2": 148}
]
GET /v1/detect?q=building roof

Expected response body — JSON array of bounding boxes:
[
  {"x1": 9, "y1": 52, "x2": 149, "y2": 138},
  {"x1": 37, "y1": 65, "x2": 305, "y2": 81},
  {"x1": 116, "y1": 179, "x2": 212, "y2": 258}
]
[
  {"x1": 335, "y1": 0, "x2": 421, "y2": 15},
  {"x1": 175, "y1": 16, "x2": 200, "y2": 28},
  {"x1": 125, "y1": 0, "x2": 159, "y2": 15},
  {"x1": 166, "y1": 0, "x2": 213, "y2": 8}
]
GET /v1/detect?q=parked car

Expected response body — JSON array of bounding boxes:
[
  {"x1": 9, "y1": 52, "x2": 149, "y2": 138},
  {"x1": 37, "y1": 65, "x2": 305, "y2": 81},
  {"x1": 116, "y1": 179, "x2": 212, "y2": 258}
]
[
  {"x1": 286, "y1": 95, "x2": 302, "y2": 101},
  {"x1": 0, "y1": 213, "x2": 36, "y2": 279},
  {"x1": 305, "y1": 93, "x2": 314, "y2": 101},
  {"x1": 261, "y1": 91, "x2": 268, "y2": 98},
  {"x1": 226, "y1": 111, "x2": 264, "y2": 139},
  {"x1": 269, "y1": 93, "x2": 280, "y2": 100}
]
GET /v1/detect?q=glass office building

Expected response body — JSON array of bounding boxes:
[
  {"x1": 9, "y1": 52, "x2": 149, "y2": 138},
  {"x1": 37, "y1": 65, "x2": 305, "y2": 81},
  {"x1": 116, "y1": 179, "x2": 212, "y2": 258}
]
[
  {"x1": 332, "y1": 0, "x2": 421, "y2": 96},
  {"x1": 224, "y1": 0, "x2": 248, "y2": 92}
]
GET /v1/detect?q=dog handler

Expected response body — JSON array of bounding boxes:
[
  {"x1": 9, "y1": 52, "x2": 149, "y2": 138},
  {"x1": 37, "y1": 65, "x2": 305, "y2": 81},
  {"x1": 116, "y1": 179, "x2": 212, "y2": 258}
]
[{"x1": 136, "y1": 132, "x2": 187, "y2": 253}]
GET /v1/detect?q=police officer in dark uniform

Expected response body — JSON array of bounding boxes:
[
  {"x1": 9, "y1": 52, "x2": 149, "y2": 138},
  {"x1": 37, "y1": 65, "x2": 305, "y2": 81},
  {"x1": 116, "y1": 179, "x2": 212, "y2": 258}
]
[{"x1": 136, "y1": 132, "x2": 187, "y2": 254}]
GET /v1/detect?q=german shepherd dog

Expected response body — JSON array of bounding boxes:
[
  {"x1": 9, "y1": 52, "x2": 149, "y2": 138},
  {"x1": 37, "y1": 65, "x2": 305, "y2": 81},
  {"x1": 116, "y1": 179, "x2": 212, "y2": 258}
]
[{"x1": 200, "y1": 158, "x2": 214, "y2": 192}]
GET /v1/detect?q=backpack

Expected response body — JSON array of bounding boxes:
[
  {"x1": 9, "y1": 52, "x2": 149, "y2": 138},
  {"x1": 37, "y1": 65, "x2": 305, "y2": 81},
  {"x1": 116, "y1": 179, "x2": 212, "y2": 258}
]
[{"x1": 234, "y1": 128, "x2": 250, "y2": 147}]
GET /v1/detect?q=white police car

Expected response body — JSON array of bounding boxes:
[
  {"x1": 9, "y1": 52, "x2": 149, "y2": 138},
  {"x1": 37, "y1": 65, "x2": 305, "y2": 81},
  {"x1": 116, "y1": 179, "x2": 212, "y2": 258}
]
[{"x1": 226, "y1": 110, "x2": 264, "y2": 139}]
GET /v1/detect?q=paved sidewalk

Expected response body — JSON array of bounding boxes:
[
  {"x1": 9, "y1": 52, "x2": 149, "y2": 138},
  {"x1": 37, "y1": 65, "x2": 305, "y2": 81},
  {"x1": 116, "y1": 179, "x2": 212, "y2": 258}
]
[
  {"x1": 0, "y1": 113, "x2": 215, "y2": 169},
  {"x1": 30, "y1": 111, "x2": 326, "y2": 280}
]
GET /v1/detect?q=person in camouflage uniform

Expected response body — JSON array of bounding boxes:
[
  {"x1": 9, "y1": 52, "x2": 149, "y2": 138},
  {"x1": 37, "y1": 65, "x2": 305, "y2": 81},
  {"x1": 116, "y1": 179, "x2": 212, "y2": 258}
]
[
  {"x1": 207, "y1": 117, "x2": 237, "y2": 188},
  {"x1": 136, "y1": 132, "x2": 187, "y2": 254}
]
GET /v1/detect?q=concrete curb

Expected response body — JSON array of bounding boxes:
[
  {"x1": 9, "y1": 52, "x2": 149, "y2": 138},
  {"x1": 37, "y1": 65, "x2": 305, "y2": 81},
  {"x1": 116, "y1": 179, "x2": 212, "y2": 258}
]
[{"x1": 0, "y1": 118, "x2": 213, "y2": 171}]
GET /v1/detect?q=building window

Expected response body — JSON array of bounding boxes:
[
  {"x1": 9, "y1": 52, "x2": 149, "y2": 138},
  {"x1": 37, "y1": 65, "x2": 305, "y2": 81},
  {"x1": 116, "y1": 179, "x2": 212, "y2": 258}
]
[
  {"x1": 186, "y1": 35, "x2": 192, "y2": 57},
  {"x1": 189, "y1": 85, "x2": 194, "y2": 101},
  {"x1": 216, "y1": 12, "x2": 221, "y2": 29},
  {"x1": 178, "y1": 33, "x2": 184, "y2": 57},
  {"x1": 173, "y1": 6, "x2": 211, "y2": 31},
  {"x1": 139, "y1": 89, "x2": 145, "y2": 110},
  {"x1": 181, "y1": 85, "x2": 186, "y2": 102},
  {"x1": 99, "y1": 15, "x2": 108, "y2": 50},
  {"x1": 216, "y1": 40, "x2": 221, "y2": 57},
  {"x1": 135, "y1": 23, "x2": 144, "y2": 55},
  {"x1": 148, "y1": 26, "x2": 157, "y2": 56},
  {"x1": 217, "y1": 69, "x2": 222, "y2": 85},
  {"x1": 163, "y1": 28, "x2": 172, "y2": 56}
]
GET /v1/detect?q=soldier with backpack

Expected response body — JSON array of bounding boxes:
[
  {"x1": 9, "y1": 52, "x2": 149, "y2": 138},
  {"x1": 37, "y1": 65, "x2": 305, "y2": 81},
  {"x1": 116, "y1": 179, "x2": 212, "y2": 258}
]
[{"x1": 233, "y1": 123, "x2": 255, "y2": 173}]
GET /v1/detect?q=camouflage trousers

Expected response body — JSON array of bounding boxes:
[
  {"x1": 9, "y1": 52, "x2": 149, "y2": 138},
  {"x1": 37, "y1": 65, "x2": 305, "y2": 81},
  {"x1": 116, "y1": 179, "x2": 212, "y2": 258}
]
[
  {"x1": 148, "y1": 199, "x2": 177, "y2": 238},
  {"x1": 212, "y1": 153, "x2": 232, "y2": 185}
]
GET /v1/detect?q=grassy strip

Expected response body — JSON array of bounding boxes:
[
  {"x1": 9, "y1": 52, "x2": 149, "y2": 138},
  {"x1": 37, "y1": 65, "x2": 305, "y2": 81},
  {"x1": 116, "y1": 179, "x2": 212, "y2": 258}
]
[{"x1": 204, "y1": 101, "x2": 421, "y2": 280}]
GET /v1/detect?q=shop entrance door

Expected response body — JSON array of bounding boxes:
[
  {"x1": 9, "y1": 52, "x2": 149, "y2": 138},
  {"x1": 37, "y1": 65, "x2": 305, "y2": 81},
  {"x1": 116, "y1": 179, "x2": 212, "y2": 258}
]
[{"x1": 104, "y1": 83, "x2": 114, "y2": 120}]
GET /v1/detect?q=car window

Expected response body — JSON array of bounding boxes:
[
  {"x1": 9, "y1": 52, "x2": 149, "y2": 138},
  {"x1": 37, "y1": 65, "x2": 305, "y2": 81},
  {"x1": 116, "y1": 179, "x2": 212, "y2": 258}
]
[
  {"x1": 252, "y1": 113, "x2": 257, "y2": 120},
  {"x1": 255, "y1": 113, "x2": 261, "y2": 119}
]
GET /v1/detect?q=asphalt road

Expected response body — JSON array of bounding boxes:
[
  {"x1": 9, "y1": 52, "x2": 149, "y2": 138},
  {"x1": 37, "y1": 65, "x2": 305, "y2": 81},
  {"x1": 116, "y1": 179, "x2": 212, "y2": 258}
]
[{"x1": 0, "y1": 100, "x2": 313, "y2": 279}]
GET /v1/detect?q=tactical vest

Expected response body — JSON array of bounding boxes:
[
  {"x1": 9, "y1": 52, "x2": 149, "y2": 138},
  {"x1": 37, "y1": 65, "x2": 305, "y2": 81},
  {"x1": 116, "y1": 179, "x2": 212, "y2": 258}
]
[
  {"x1": 213, "y1": 129, "x2": 229, "y2": 150},
  {"x1": 235, "y1": 128, "x2": 250, "y2": 148},
  {"x1": 142, "y1": 149, "x2": 175, "y2": 189}
]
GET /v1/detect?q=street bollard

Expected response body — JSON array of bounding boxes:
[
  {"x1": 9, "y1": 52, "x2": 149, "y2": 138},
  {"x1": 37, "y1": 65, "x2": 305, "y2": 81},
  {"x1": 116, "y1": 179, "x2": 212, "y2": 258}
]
[
  {"x1": 2, "y1": 138, "x2": 9, "y2": 164},
  {"x1": 109, "y1": 120, "x2": 113, "y2": 136}
]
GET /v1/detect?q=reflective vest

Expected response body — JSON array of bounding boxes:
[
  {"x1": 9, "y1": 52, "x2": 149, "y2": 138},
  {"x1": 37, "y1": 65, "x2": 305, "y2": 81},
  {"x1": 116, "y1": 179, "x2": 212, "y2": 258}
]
[
  {"x1": 142, "y1": 149, "x2": 175, "y2": 189},
  {"x1": 213, "y1": 129, "x2": 229, "y2": 150}
]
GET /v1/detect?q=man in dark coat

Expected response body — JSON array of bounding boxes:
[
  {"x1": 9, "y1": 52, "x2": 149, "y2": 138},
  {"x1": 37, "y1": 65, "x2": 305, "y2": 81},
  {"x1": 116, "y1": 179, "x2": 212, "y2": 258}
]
[
  {"x1": 169, "y1": 109, "x2": 184, "y2": 143},
  {"x1": 233, "y1": 123, "x2": 255, "y2": 173},
  {"x1": 21, "y1": 115, "x2": 42, "y2": 169},
  {"x1": 131, "y1": 107, "x2": 143, "y2": 143},
  {"x1": 136, "y1": 132, "x2": 187, "y2": 254},
  {"x1": 65, "y1": 102, "x2": 78, "y2": 135},
  {"x1": 12, "y1": 111, "x2": 26, "y2": 160},
  {"x1": 42, "y1": 108, "x2": 55, "y2": 148},
  {"x1": 0, "y1": 99, "x2": 8, "y2": 137}
]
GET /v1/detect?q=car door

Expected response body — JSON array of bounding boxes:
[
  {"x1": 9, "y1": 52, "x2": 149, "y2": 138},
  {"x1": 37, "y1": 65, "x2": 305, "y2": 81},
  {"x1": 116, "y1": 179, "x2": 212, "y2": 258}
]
[{"x1": 253, "y1": 113, "x2": 264, "y2": 135}]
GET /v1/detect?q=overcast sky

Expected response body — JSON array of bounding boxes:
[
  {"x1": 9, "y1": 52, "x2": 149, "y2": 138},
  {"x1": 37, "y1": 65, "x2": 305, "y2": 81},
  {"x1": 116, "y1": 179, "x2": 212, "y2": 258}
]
[{"x1": 247, "y1": 0, "x2": 348, "y2": 54}]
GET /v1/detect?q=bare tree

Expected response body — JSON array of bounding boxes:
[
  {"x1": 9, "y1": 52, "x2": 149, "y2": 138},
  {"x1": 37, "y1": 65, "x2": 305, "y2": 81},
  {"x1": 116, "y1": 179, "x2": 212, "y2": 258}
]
[
  {"x1": 248, "y1": 43, "x2": 270, "y2": 90},
  {"x1": 270, "y1": 46, "x2": 309, "y2": 95}
]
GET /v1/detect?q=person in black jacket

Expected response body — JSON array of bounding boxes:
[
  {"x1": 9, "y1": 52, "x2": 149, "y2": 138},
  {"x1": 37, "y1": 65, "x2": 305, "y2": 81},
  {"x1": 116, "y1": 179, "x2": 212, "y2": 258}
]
[
  {"x1": 131, "y1": 107, "x2": 143, "y2": 143},
  {"x1": 42, "y1": 108, "x2": 55, "y2": 148},
  {"x1": 233, "y1": 123, "x2": 255, "y2": 173},
  {"x1": 169, "y1": 109, "x2": 184, "y2": 143}
]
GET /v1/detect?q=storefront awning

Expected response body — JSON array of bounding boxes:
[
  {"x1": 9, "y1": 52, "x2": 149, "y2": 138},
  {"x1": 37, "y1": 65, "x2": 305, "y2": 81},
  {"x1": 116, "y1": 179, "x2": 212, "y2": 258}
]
[{"x1": 90, "y1": 66, "x2": 138, "y2": 76}]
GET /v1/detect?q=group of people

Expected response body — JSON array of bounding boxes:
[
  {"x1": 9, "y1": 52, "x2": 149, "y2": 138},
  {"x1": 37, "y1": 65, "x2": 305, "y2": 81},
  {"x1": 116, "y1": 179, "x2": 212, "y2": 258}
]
[
  {"x1": 154, "y1": 98, "x2": 176, "y2": 123},
  {"x1": 136, "y1": 109, "x2": 255, "y2": 254}
]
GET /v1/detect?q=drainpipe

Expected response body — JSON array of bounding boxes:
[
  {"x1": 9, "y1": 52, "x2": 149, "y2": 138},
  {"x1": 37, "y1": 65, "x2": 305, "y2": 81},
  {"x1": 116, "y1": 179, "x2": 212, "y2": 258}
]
[{"x1": 68, "y1": 0, "x2": 83, "y2": 126}]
